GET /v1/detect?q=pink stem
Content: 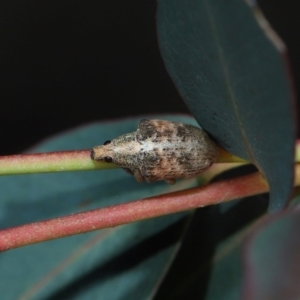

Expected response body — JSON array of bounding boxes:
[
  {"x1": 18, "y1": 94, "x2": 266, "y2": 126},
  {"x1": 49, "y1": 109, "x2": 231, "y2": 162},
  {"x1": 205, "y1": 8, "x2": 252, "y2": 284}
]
[{"x1": 0, "y1": 171, "x2": 268, "y2": 251}]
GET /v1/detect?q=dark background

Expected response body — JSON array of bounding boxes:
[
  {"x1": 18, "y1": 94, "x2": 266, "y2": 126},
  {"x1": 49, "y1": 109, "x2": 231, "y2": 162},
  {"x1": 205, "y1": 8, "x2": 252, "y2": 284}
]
[{"x1": 0, "y1": 0, "x2": 298, "y2": 155}]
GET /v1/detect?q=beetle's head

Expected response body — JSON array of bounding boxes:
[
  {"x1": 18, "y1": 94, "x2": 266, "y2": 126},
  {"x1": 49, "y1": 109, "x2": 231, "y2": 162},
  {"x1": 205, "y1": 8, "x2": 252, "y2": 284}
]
[{"x1": 90, "y1": 140, "x2": 114, "y2": 163}]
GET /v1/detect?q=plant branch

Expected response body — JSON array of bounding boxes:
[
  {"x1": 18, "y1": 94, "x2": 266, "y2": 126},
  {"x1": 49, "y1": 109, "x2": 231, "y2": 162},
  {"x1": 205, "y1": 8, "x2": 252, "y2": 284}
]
[
  {"x1": 0, "y1": 141, "x2": 294, "y2": 176},
  {"x1": 0, "y1": 147, "x2": 247, "y2": 176},
  {"x1": 0, "y1": 150, "x2": 117, "y2": 175},
  {"x1": 0, "y1": 169, "x2": 273, "y2": 252}
]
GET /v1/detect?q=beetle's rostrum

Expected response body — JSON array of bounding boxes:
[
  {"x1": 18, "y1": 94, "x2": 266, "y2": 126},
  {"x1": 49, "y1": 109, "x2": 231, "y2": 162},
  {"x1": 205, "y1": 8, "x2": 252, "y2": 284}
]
[{"x1": 91, "y1": 119, "x2": 218, "y2": 184}]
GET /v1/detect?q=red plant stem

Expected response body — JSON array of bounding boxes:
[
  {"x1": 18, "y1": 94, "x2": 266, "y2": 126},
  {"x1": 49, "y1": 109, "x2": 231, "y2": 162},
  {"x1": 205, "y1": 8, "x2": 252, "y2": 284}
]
[{"x1": 0, "y1": 171, "x2": 269, "y2": 252}]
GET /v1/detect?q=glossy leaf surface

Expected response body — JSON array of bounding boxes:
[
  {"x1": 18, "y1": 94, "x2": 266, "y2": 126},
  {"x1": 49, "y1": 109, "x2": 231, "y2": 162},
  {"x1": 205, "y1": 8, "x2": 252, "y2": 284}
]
[
  {"x1": 157, "y1": 0, "x2": 296, "y2": 211},
  {"x1": 243, "y1": 207, "x2": 300, "y2": 300},
  {"x1": 0, "y1": 115, "x2": 197, "y2": 300}
]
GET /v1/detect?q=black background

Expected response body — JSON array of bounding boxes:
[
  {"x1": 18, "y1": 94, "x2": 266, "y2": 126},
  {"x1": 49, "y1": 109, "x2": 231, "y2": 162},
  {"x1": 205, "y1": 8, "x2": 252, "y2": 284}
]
[{"x1": 0, "y1": 0, "x2": 299, "y2": 155}]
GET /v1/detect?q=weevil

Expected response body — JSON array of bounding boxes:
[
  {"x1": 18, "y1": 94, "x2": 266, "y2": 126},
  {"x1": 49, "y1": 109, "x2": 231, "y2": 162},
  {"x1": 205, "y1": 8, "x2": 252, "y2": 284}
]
[{"x1": 91, "y1": 119, "x2": 218, "y2": 184}]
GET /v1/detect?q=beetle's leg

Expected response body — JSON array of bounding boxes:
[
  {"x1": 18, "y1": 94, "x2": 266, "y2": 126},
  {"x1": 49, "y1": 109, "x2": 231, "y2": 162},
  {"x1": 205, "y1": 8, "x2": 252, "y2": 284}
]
[
  {"x1": 165, "y1": 179, "x2": 176, "y2": 185},
  {"x1": 123, "y1": 168, "x2": 133, "y2": 175},
  {"x1": 133, "y1": 169, "x2": 144, "y2": 182}
]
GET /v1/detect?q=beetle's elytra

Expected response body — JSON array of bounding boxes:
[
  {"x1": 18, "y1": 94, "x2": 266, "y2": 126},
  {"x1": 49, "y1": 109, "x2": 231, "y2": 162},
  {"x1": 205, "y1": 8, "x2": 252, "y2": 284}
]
[{"x1": 91, "y1": 119, "x2": 218, "y2": 184}]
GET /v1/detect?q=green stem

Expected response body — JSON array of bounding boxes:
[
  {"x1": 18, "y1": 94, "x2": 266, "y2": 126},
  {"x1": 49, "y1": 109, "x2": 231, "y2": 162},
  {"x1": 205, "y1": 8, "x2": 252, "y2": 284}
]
[
  {"x1": 0, "y1": 150, "x2": 117, "y2": 175},
  {"x1": 295, "y1": 140, "x2": 300, "y2": 163},
  {"x1": 0, "y1": 140, "x2": 299, "y2": 176}
]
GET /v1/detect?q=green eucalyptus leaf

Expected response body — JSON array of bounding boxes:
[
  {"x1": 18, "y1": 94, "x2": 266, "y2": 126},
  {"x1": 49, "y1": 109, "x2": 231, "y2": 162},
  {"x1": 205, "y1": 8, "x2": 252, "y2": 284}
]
[
  {"x1": 0, "y1": 115, "x2": 197, "y2": 300},
  {"x1": 157, "y1": 0, "x2": 296, "y2": 211},
  {"x1": 242, "y1": 208, "x2": 300, "y2": 300}
]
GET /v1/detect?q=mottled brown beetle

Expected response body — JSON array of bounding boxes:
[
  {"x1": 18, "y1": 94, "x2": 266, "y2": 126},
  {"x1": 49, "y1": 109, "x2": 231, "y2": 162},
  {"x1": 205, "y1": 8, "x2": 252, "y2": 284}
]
[{"x1": 91, "y1": 119, "x2": 218, "y2": 184}]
